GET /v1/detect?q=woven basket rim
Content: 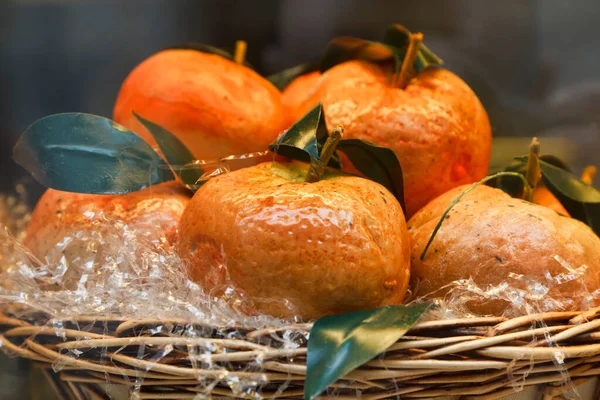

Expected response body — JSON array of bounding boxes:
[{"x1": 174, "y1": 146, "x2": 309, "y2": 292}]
[{"x1": 3, "y1": 307, "x2": 600, "y2": 399}]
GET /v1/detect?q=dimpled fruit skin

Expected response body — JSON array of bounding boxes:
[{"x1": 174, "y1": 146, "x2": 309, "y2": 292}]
[
  {"x1": 282, "y1": 62, "x2": 492, "y2": 217},
  {"x1": 113, "y1": 49, "x2": 288, "y2": 160},
  {"x1": 408, "y1": 184, "x2": 600, "y2": 315},
  {"x1": 25, "y1": 182, "x2": 190, "y2": 261},
  {"x1": 178, "y1": 161, "x2": 410, "y2": 320}
]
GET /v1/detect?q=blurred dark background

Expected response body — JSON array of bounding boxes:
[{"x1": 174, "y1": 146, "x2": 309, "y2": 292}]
[{"x1": 1, "y1": 1, "x2": 600, "y2": 398}]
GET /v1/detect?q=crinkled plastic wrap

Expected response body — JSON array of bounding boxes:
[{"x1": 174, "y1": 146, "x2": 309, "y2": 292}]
[
  {"x1": 413, "y1": 255, "x2": 599, "y2": 319},
  {"x1": 0, "y1": 157, "x2": 599, "y2": 399},
  {"x1": 1, "y1": 153, "x2": 292, "y2": 328},
  {"x1": 407, "y1": 256, "x2": 600, "y2": 398}
]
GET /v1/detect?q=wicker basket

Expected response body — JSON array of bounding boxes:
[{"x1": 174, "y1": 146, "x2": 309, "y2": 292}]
[{"x1": 2, "y1": 309, "x2": 600, "y2": 400}]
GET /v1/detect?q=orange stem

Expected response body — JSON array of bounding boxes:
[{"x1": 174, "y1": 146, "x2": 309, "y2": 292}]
[
  {"x1": 525, "y1": 137, "x2": 541, "y2": 201},
  {"x1": 234, "y1": 40, "x2": 247, "y2": 64},
  {"x1": 397, "y1": 33, "x2": 423, "y2": 89},
  {"x1": 306, "y1": 127, "x2": 343, "y2": 183}
]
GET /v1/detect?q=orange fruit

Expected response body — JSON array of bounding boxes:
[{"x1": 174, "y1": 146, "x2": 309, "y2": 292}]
[
  {"x1": 25, "y1": 183, "x2": 190, "y2": 267},
  {"x1": 408, "y1": 184, "x2": 600, "y2": 315},
  {"x1": 281, "y1": 63, "x2": 492, "y2": 217},
  {"x1": 177, "y1": 160, "x2": 410, "y2": 320},
  {"x1": 114, "y1": 49, "x2": 288, "y2": 160}
]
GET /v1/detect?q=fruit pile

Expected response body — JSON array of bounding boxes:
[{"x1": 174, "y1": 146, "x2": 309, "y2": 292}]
[{"x1": 13, "y1": 26, "x2": 600, "y2": 321}]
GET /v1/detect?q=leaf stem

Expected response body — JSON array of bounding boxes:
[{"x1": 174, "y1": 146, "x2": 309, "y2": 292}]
[
  {"x1": 524, "y1": 137, "x2": 541, "y2": 201},
  {"x1": 397, "y1": 33, "x2": 423, "y2": 89},
  {"x1": 419, "y1": 171, "x2": 532, "y2": 260},
  {"x1": 581, "y1": 165, "x2": 597, "y2": 185},
  {"x1": 306, "y1": 127, "x2": 343, "y2": 183},
  {"x1": 234, "y1": 40, "x2": 247, "y2": 64}
]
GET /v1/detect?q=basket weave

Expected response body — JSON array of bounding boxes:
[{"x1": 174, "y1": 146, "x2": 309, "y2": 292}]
[{"x1": 2, "y1": 309, "x2": 600, "y2": 400}]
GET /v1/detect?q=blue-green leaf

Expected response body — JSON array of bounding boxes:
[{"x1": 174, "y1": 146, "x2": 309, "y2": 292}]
[
  {"x1": 305, "y1": 303, "x2": 431, "y2": 400},
  {"x1": 13, "y1": 113, "x2": 174, "y2": 194},
  {"x1": 133, "y1": 112, "x2": 202, "y2": 190}
]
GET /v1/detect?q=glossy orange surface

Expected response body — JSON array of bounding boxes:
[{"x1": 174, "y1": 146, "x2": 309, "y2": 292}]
[{"x1": 178, "y1": 161, "x2": 410, "y2": 320}]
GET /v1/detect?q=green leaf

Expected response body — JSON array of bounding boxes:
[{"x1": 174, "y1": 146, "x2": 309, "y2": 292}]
[
  {"x1": 305, "y1": 304, "x2": 431, "y2": 400},
  {"x1": 383, "y1": 24, "x2": 443, "y2": 70},
  {"x1": 320, "y1": 36, "x2": 403, "y2": 74},
  {"x1": 538, "y1": 160, "x2": 600, "y2": 234},
  {"x1": 319, "y1": 24, "x2": 443, "y2": 78},
  {"x1": 546, "y1": 194, "x2": 600, "y2": 235},
  {"x1": 269, "y1": 104, "x2": 341, "y2": 169},
  {"x1": 538, "y1": 160, "x2": 600, "y2": 203},
  {"x1": 13, "y1": 113, "x2": 174, "y2": 194},
  {"x1": 133, "y1": 112, "x2": 203, "y2": 191},
  {"x1": 493, "y1": 158, "x2": 527, "y2": 197},
  {"x1": 511, "y1": 156, "x2": 600, "y2": 235},
  {"x1": 267, "y1": 61, "x2": 320, "y2": 91},
  {"x1": 168, "y1": 42, "x2": 253, "y2": 69},
  {"x1": 337, "y1": 139, "x2": 406, "y2": 214},
  {"x1": 270, "y1": 104, "x2": 406, "y2": 212},
  {"x1": 494, "y1": 155, "x2": 572, "y2": 197},
  {"x1": 537, "y1": 155, "x2": 572, "y2": 172}
]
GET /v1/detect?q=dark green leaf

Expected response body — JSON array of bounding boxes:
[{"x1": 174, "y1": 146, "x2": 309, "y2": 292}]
[
  {"x1": 13, "y1": 113, "x2": 174, "y2": 194},
  {"x1": 337, "y1": 139, "x2": 406, "y2": 214},
  {"x1": 539, "y1": 160, "x2": 600, "y2": 235},
  {"x1": 270, "y1": 105, "x2": 406, "y2": 211},
  {"x1": 494, "y1": 155, "x2": 572, "y2": 197},
  {"x1": 305, "y1": 304, "x2": 431, "y2": 400},
  {"x1": 546, "y1": 193, "x2": 600, "y2": 235},
  {"x1": 383, "y1": 24, "x2": 443, "y2": 68},
  {"x1": 512, "y1": 156, "x2": 600, "y2": 234},
  {"x1": 419, "y1": 43, "x2": 445, "y2": 65},
  {"x1": 267, "y1": 61, "x2": 320, "y2": 91},
  {"x1": 320, "y1": 36, "x2": 403, "y2": 74},
  {"x1": 168, "y1": 42, "x2": 253, "y2": 69},
  {"x1": 538, "y1": 155, "x2": 572, "y2": 172},
  {"x1": 319, "y1": 25, "x2": 442, "y2": 82},
  {"x1": 538, "y1": 160, "x2": 600, "y2": 203},
  {"x1": 269, "y1": 104, "x2": 341, "y2": 168},
  {"x1": 382, "y1": 23, "x2": 412, "y2": 48},
  {"x1": 133, "y1": 112, "x2": 203, "y2": 191},
  {"x1": 493, "y1": 157, "x2": 527, "y2": 197}
]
